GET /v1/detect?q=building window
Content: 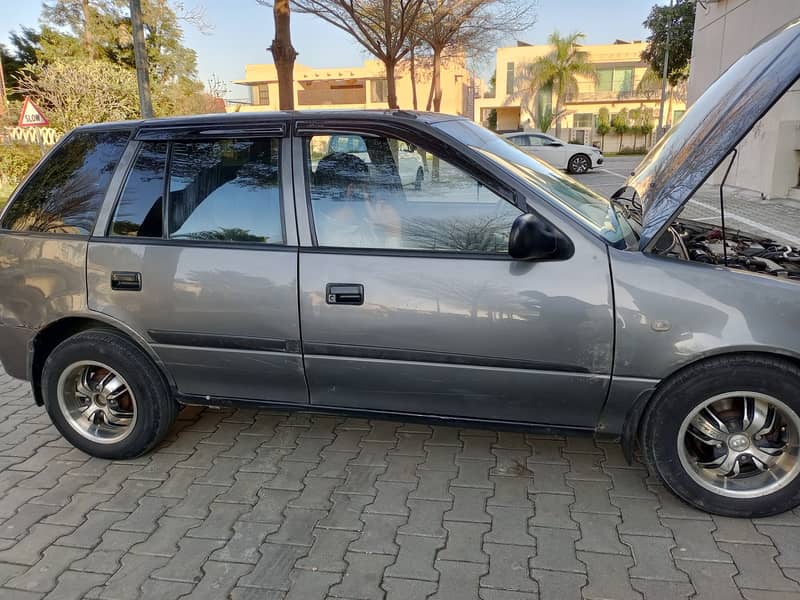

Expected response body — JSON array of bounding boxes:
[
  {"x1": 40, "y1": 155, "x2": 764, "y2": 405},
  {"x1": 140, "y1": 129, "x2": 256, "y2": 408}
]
[
  {"x1": 371, "y1": 79, "x2": 388, "y2": 103},
  {"x1": 506, "y1": 62, "x2": 515, "y2": 94},
  {"x1": 257, "y1": 84, "x2": 270, "y2": 105},
  {"x1": 596, "y1": 67, "x2": 634, "y2": 93},
  {"x1": 673, "y1": 109, "x2": 686, "y2": 123},
  {"x1": 573, "y1": 113, "x2": 595, "y2": 128}
]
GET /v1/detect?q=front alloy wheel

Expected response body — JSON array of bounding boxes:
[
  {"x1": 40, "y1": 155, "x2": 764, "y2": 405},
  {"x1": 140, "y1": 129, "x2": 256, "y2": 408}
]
[
  {"x1": 642, "y1": 355, "x2": 800, "y2": 517},
  {"x1": 568, "y1": 154, "x2": 591, "y2": 174},
  {"x1": 678, "y1": 392, "x2": 800, "y2": 498}
]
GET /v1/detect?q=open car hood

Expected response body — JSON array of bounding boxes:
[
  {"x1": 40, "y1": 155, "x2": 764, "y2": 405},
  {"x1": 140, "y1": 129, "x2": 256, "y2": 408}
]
[{"x1": 628, "y1": 18, "x2": 800, "y2": 250}]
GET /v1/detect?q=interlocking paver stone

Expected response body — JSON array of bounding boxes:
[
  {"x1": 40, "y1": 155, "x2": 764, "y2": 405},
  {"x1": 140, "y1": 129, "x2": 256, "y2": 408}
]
[
  {"x1": 211, "y1": 521, "x2": 279, "y2": 564},
  {"x1": 439, "y1": 521, "x2": 490, "y2": 564},
  {"x1": 664, "y1": 518, "x2": 733, "y2": 563},
  {"x1": 296, "y1": 529, "x2": 359, "y2": 573},
  {"x1": 480, "y1": 543, "x2": 537, "y2": 593},
  {"x1": 719, "y1": 541, "x2": 800, "y2": 592},
  {"x1": 445, "y1": 486, "x2": 492, "y2": 523},
  {"x1": 349, "y1": 513, "x2": 404, "y2": 555},
  {"x1": 238, "y1": 543, "x2": 307, "y2": 591},
  {"x1": 365, "y1": 481, "x2": 415, "y2": 516},
  {"x1": 484, "y1": 506, "x2": 536, "y2": 546},
  {"x1": 152, "y1": 537, "x2": 225, "y2": 583},
  {"x1": 431, "y1": 560, "x2": 488, "y2": 600},
  {"x1": 624, "y1": 535, "x2": 689, "y2": 582},
  {"x1": 385, "y1": 533, "x2": 446, "y2": 582},
  {"x1": 42, "y1": 570, "x2": 109, "y2": 600},
  {"x1": 0, "y1": 524, "x2": 72, "y2": 565},
  {"x1": 329, "y1": 552, "x2": 394, "y2": 600},
  {"x1": 578, "y1": 551, "x2": 642, "y2": 600},
  {"x1": 530, "y1": 493, "x2": 577, "y2": 530},
  {"x1": 530, "y1": 526, "x2": 585, "y2": 573}
]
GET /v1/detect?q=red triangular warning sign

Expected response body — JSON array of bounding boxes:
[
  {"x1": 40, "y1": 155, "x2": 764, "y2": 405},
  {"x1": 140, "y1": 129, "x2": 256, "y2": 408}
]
[{"x1": 18, "y1": 97, "x2": 49, "y2": 127}]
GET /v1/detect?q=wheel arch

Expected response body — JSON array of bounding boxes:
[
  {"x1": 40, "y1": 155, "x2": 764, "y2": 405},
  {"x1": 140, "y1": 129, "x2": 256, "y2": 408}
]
[
  {"x1": 29, "y1": 314, "x2": 174, "y2": 406},
  {"x1": 619, "y1": 349, "x2": 800, "y2": 463}
]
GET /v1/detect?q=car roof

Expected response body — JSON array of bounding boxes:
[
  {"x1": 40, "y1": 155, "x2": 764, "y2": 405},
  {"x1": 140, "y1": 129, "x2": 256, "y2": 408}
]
[{"x1": 75, "y1": 109, "x2": 466, "y2": 134}]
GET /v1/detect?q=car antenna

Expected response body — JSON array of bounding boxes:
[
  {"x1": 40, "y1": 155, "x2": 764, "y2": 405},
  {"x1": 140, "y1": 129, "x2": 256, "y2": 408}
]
[{"x1": 719, "y1": 149, "x2": 738, "y2": 267}]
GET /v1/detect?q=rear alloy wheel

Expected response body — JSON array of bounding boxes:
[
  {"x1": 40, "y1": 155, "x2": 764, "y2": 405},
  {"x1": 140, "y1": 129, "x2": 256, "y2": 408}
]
[
  {"x1": 567, "y1": 154, "x2": 591, "y2": 174},
  {"x1": 642, "y1": 355, "x2": 800, "y2": 517},
  {"x1": 42, "y1": 329, "x2": 178, "y2": 459}
]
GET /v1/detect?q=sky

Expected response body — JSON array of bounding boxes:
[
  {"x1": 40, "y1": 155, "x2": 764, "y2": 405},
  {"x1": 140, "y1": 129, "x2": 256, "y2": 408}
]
[{"x1": 0, "y1": 0, "x2": 654, "y2": 101}]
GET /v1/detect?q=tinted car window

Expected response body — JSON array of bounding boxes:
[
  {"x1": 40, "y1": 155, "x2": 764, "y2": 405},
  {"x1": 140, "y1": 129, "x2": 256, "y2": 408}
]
[
  {"x1": 306, "y1": 134, "x2": 521, "y2": 253},
  {"x1": 167, "y1": 138, "x2": 284, "y2": 244},
  {"x1": 1, "y1": 130, "x2": 130, "y2": 235},
  {"x1": 111, "y1": 142, "x2": 167, "y2": 238}
]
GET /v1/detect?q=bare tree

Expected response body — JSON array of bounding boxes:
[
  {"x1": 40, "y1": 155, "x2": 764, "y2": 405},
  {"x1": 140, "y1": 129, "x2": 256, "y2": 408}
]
[
  {"x1": 258, "y1": 0, "x2": 298, "y2": 109},
  {"x1": 416, "y1": 0, "x2": 535, "y2": 112},
  {"x1": 289, "y1": 0, "x2": 425, "y2": 109}
]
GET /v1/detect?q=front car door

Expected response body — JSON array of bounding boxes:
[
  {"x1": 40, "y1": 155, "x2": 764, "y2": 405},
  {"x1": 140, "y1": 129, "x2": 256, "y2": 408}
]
[
  {"x1": 530, "y1": 134, "x2": 567, "y2": 169},
  {"x1": 88, "y1": 122, "x2": 307, "y2": 404},
  {"x1": 293, "y1": 118, "x2": 614, "y2": 428}
]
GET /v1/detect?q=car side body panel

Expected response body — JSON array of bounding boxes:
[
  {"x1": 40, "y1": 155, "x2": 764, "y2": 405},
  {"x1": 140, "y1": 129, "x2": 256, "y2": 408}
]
[
  {"x1": 608, "y1": 247, "x2": 800, "y2": 381},
  {"x1": 0, "y1": 235, "x2": 89, "y2": 379}
]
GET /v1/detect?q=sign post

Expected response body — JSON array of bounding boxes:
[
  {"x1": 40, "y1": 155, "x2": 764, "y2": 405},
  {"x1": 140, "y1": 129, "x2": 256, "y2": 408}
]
[{"x1": 17, "y1": 97, "x2": 50, "y2": 156}]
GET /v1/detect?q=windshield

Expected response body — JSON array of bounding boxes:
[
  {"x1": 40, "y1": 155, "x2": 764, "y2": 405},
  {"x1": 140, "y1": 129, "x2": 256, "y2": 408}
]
[{"x1": 434, "y1": 119, "x2": 636, "y2": 248}]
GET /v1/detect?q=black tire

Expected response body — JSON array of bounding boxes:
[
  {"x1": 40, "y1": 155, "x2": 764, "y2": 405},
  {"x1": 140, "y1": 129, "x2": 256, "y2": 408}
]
[
  {"x1": 41, "y1": 328, "x2": 178, "y2": 459},
  {"x1": 567, "y1": 154, "x2": 591, "y2": 174},
  {"x1": 414, "y1": 167, "x2": 424, "y2": 191},
  {"x1": 641, "y1": 354, "x2": 800, "y2": 517}
]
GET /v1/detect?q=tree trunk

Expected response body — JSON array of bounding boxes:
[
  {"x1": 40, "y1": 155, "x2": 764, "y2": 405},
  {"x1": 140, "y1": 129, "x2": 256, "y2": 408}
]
[
  {"x1": 667, "y1": 85, "x2": 674, "y2": 127},
  {"x1": 409, "y1": 43, "x2": 418, "y2": 110},
  {"x1": 269, "y1": 0, "x2": 297, "y2": 111},
  {"x1": 425, "y1": 74, "x2": 435, "y2": 111},
  {"x1": 385, "y1": 60, "x2": 399, "y2": 109},
  {"x1": 82, "y1": 0, "x2": 94, "y2": 59},
  {"x1": 130, "y1": 0, "x2": 153, "y2": 118},
  {"x1": 619, "y1": 133, "x2": 624, "y2": 153},
  {"x1": 554, "y1": 96, "x2": 563, "y2": 138},
  {"x1": 600, "y1": 134, "x2": 605, "y2": 152},
  {"x1": 432, "y1": 48, "x2": 442, "y2": 112}
]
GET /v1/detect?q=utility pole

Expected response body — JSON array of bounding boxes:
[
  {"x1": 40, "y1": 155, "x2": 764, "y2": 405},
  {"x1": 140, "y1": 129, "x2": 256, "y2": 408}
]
[
  {"x1": 130, "y1": 0, "x2": 154, "y2": 118},
  {"x1": 0, "y1": 52, "x2": 7, "y2": 116},
  {"x1": 656, "y1": 0, "x2": 674, "y2": 139}
]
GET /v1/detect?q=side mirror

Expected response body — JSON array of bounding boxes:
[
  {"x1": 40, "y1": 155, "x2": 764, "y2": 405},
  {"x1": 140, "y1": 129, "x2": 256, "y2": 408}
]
[{"x1": 508, "y1": 213, "x2": 573, "y2": 260}]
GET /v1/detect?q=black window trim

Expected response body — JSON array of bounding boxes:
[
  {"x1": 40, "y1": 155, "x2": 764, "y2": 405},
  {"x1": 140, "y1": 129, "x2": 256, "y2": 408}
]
[{"x1": 104, "y1": 134, "x2": 290, "y2": 248}]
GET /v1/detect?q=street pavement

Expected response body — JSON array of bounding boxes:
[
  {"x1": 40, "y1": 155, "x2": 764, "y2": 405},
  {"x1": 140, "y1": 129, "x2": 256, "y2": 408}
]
[
  {"x1": 4, "y1": 365, "x2": 800, "y2": 599},
  {"x1": 2, "y1": 157, "x2": 800, "y2": 599},
  {"x1": 577, "y1": 155, "x2": 800, "y2": 245}
]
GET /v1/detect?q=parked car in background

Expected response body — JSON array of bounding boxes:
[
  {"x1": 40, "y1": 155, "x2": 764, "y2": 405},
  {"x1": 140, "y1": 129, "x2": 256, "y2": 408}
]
[
  {"x1": 0, "y1": 18, "x2": 799, "y2": 518},
  {"x1": 328, "y1": 133, "x2": 425, "y2": 189},
  {"x1": 503, "y1": 131, "x2": 603, "y2": 174}
]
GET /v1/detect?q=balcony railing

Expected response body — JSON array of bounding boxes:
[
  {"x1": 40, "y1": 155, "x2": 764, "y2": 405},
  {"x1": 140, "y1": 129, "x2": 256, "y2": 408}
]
[{"x1": 566, "y1": 89, "x2": 656, "y2": 103}]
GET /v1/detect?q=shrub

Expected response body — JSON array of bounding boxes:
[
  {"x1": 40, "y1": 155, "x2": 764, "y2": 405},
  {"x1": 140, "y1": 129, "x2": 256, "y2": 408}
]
[{"x1": 0, "y1": 143, "x2": 43, "y2": 188}]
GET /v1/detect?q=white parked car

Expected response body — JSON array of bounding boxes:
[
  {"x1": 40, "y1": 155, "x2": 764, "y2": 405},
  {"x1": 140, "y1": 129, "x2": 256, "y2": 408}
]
[
  {"x1": 502, "y1": 132, "x2": 603, "y2": 174},
  {"x1": 328, "y1": 134, "x2": 425, "y2": 189}
]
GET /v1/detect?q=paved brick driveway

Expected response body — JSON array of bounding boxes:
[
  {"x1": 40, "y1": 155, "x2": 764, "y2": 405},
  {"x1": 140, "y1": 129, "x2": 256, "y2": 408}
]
[{"x1": 2, "y1": 366, "x2": 800, "y2": 599}]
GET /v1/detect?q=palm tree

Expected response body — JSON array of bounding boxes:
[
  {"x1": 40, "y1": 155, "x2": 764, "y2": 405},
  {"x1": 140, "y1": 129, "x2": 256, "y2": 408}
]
[{"x1": 518, "y1": 32, "x2": 596, "y2": 139}]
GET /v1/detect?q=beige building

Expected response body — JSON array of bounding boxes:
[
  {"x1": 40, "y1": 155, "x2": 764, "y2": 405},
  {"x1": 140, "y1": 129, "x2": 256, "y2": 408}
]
[
  {"x1": 688, "y1": 0, "x2": 800, "y2": 199},
  {"x1": 474, "y1": 40, "x2": 686, "y2": 149},
  {"x1": 230, "y1": 57, "x2": 476, "y2": 117}
]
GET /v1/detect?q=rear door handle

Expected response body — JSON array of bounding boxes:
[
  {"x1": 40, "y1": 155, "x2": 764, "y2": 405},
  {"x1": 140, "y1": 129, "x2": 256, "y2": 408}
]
[
  {"x1": 111, "y1": 271, "x2": 142, "y2": 291},
  {"x1": 326, "y1": 283, "x2": 363, "y2": 305}
]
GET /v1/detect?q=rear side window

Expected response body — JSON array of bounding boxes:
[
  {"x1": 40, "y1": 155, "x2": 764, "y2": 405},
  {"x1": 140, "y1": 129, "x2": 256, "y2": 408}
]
[
  {"x1": 111, "y1": 142, "x2": 167, "y2": 238},
  {"x1": 1, "y1": 130, "x2": 130, "y2": 235},
  {"x1": 167, "y1": 138, "x2": 284, "y2": 244}
]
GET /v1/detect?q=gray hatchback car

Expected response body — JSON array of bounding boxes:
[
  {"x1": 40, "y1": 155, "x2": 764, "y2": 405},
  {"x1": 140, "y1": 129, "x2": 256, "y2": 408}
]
[{"x1": 1, "y1": 20, "x2": 799, "y2": 517}]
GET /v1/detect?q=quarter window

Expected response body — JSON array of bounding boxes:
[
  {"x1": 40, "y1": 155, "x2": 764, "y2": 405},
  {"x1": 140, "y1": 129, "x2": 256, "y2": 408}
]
[
  {"x1": 167, "y1": 138, "x2": 284, "y2": 244},
  {"x1": 306, "y1": 133, "x2": 522, "y2": 254},
  {"x1": 1, "y1": 130, "x2": 129, "y2": 235},
  {"x1": 111, "y1": 142, "x2": 167, "y2": 238}
]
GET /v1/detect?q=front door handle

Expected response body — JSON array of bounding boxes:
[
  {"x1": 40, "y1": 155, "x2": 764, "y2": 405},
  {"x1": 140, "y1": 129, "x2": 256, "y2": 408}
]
[
  {"x1": 111, "y1": 271, "x2": 142, "y2": 291},
  {"x1": 326, "y1": 283, "x2": 363, "y2": 305}
]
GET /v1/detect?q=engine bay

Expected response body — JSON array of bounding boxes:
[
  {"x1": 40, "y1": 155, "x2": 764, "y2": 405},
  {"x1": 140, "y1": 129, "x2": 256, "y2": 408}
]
[{"x1": 656, "y1": 219, "x2": 800, "y2": 280}]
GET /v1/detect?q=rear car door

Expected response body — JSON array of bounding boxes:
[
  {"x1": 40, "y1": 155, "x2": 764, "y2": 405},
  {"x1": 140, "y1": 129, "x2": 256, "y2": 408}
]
[
  {"x1": 87, "y1": 123, "x2": 307, "y2": 403},
  {"x1": 530, "y1": 134, "x2": 567, "y2": 169},
  {"x1": 293, "y1": 121, "x2": 614, "y2": 427}
]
